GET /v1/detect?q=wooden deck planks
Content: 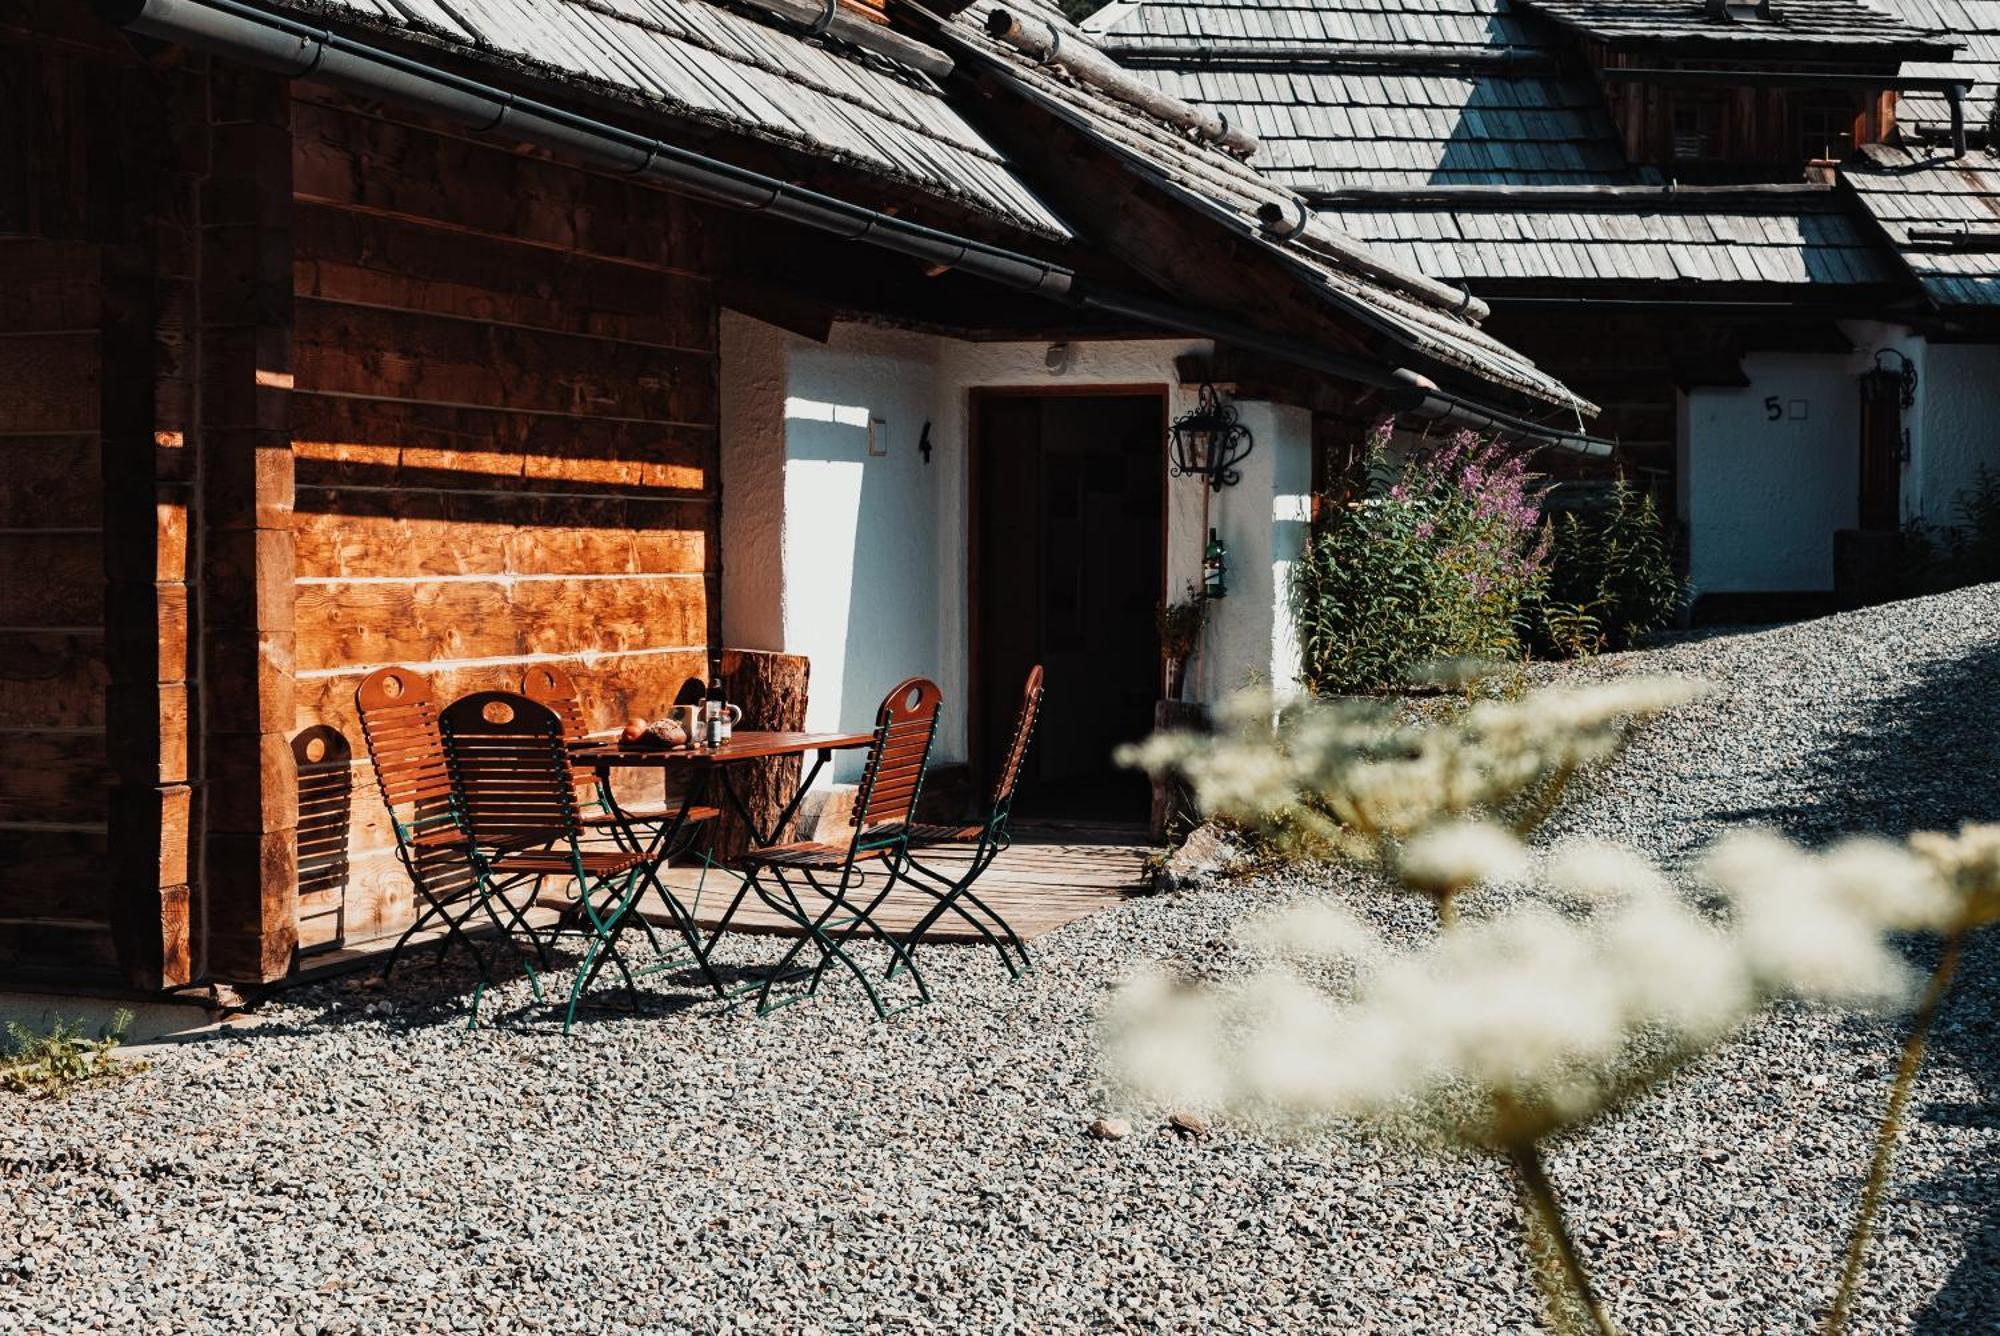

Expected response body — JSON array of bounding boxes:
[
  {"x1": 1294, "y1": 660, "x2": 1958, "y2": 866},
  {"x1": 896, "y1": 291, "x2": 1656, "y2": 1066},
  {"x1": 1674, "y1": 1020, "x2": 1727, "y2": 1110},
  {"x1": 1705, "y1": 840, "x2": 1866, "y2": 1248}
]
[
  {"x1": 288, "y1": 825, "x2": 1155, "y2": 984},
  {"x1": 574, "y1": 824, "x2": 1152, "y2": 943}
]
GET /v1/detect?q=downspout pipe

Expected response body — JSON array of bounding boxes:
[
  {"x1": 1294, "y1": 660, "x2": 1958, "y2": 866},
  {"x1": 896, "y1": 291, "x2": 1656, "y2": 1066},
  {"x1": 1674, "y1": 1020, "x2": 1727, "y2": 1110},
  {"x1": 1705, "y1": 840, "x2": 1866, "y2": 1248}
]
[
  {"x1": 98, "y1": 0, "x2": 1610, "y2": 454},
  {"x1": 97, "y1": 0, "x2": 1073, "y2": 297}
]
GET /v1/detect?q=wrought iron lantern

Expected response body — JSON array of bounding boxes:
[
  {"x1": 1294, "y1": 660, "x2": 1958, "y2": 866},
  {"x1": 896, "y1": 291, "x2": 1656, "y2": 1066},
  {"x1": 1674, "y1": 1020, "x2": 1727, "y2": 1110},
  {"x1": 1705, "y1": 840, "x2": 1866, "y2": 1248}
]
[
  {"x1": 1169, "y1": 383, "x2": 1254, "y2": 491},
  {"x1": 1864, "y1": 347, "x2": 1919, "y2": 410}
]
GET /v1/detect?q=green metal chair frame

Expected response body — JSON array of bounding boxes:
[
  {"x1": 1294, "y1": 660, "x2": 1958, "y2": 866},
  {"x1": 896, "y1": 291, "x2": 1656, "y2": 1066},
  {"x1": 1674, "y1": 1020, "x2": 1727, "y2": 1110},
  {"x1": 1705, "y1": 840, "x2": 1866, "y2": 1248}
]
[
  {"x1": 354, "y1": 666, "x2": 549, "y2": 1016},
  {"x1": 520, "y1": 663, "x2": 724, "y2": 970},
  {"x1": 439, "y1": 690, "x2": 724, "y2": 1032},
  {"x1": 716, "y1": 676, "x2": 944, "y2": 1019},
  {"x1": 897, "y1": 663, "x2": 1043, "y2": 979}
]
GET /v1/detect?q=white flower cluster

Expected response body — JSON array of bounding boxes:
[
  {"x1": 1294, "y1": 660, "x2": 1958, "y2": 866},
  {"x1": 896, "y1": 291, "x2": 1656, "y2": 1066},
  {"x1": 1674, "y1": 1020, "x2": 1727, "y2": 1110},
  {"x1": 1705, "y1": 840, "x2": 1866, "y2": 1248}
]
[
  {"x1": 1907, "y1": 822, "x2": 2000, "y2": 930},
  {"x1": 1118, "y1": 676, "x2": 1707, "y2": 861},
  {"x1": 1108, "y1": 823, "x2": 1974, "y2": 1149}
]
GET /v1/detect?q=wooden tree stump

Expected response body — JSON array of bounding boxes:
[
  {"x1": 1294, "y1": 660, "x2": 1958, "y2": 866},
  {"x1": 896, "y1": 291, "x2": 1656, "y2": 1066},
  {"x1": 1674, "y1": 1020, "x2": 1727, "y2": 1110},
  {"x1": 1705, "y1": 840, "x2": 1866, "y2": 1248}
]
[
  {"x1": 1149, "y1": 699, "x2": 1210, "y2": 844},
  {"x1": 710, "y1": 648, "x2": 811, "y2": 860}
]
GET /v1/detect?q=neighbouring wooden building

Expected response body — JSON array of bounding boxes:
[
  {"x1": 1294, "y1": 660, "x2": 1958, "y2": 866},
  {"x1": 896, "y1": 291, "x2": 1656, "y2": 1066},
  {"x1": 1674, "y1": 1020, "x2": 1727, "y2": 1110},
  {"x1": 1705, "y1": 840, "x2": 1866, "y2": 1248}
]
[
  {"x1": 2, "y1": 0, "x2": 1594, "y2": 993},
  {"x1": 1088, "y1": 0, "x2": 2000, "y2": 615}
]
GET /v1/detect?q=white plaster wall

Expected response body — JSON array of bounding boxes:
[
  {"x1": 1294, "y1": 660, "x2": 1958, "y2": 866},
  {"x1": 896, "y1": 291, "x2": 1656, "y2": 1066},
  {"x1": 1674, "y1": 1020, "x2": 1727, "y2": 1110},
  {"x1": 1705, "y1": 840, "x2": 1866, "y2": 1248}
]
[
  {"x1": 1832, "y1": 324, "x2": 2000, "y2": 532},
  {"x1": 1912, "y1": 342, "x2": 2000, "y2": 526},
  {"x1": 1682, "y1": 351, "x2": 1863, "y2": 594},
  {"x1": 780, "y1": 326, "x2": 945, "y2": 782},
  {"x1": 722, "y1": 319, "x2": 1287, "y2": 787},
  {"x1": 1206, "y1": 400, "x2": 1315, "y2": 697}
]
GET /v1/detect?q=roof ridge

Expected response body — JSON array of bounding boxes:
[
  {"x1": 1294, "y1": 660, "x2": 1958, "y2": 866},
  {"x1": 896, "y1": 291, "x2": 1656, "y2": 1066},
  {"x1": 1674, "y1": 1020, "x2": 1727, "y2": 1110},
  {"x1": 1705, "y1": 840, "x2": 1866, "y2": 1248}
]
[{"x1": 1307, "y1": 182, "x2": 1845, "y2": 208}]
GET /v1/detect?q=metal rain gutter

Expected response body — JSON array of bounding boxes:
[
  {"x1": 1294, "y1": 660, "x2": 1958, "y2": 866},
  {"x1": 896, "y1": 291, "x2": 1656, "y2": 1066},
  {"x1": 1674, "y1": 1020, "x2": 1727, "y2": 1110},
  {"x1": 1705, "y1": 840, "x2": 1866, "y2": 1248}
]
[
  {"x1": 99, "y1": 0, "x2": 1074, "y2": 298},
  {"x1": 1077, "y1": 287, "x2": 1614, "y2": 457},
  {"x1": 100, "y1": 0, "x2": 1610, "y2": 454}
]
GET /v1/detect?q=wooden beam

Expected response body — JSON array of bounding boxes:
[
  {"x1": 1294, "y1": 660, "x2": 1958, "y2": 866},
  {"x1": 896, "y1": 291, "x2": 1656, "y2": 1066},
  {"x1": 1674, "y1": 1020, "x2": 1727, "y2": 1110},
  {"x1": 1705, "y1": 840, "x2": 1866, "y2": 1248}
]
[
  {"x1": 982, "y1": 8, "x2": 1259, "y2": 157},
  {"x1": 198, "y1": 63, "x2": 298, "y2": 984}
]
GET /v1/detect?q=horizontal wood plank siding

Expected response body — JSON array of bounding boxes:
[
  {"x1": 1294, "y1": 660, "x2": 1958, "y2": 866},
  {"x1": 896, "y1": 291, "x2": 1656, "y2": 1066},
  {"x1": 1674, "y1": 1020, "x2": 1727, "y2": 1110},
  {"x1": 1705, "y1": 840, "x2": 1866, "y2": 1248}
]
[
  {"x1": 0, "y1": 239, "x2": 116, "y2": 979},
  {"x1": 289, "y1": 93, "x2": 721, "y2": 950}
]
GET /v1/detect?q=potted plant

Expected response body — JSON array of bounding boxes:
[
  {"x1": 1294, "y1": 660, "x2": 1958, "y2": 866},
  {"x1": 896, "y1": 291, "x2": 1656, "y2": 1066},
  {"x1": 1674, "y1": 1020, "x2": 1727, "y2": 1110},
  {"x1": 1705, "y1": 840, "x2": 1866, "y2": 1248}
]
[
  {"x1": 1157, "y1": 583, "x2": 1208, "y2": 702},
  {"x1": 1151, "y1": 585, "x2": 1210, "y2": 842}
]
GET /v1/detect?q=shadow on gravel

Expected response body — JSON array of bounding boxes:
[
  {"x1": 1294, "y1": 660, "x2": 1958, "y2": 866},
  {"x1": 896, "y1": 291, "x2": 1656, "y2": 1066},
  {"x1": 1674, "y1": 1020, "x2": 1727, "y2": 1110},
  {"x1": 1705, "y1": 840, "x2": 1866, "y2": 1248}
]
[
  {"x1": 163, "y1": 947, "x2": 742, "y2": 1049},
  {"x1": 1776, "y1": 635, "x2": 2000, "y2": 844},
  {"x1": 1911, "y1": 933, "x2": 2000, "y2": 1334},
  {"x1": 1758, "y1": 632, "x2": 2000, "y2": 1332}
]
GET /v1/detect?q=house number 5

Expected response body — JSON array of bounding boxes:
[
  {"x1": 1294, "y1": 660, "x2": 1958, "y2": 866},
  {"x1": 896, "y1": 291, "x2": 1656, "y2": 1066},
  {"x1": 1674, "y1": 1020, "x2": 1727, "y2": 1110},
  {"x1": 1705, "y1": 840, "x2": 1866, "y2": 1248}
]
[{"x1": 1764, "y1": 396, "x2": 1782, "y2": 421}]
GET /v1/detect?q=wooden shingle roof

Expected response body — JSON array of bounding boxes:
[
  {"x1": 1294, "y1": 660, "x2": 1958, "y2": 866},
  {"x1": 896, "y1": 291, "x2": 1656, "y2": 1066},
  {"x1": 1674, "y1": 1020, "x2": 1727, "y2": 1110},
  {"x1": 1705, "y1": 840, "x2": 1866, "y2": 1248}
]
[
  {"x1": 1316, "y1": 186, "x2": 1900, "y2": 285},
  {"x1": 1877, "y1": 0, "x2": 2000, "y2": 135},
  {"x1": 1513, "y1": 0, "x2": 1957, "y2": 57},
  {"x1": 937, "y1": 0, "x2": 1595, "y2": 410},
  {"x1": 1083, "y1": 0, "x2": 1637, "y2": 188},
  {"x1": 266, "y1": 0, "x2": 1069, "y2": 237},
  {"x1": 1085, "y1": 0, "x2": 1549, "y2": 52},
  {"x1": 1845, "y1": 143, "x2": 2000, "y2": 309},
  {"x1": 1138, "y1": 65, "x2": 1632, "y2": 187}
]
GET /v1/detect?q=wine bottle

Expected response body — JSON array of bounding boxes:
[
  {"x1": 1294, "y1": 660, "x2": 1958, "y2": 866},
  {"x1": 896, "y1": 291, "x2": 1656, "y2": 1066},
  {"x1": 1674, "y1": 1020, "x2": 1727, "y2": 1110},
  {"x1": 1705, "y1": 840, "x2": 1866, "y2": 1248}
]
[
  {"x1": 705, "y1": 675, "x2": 726, "y2": 748},
  {"x1": 710, "y1": 675, "x2": 732, "y2": 745}
]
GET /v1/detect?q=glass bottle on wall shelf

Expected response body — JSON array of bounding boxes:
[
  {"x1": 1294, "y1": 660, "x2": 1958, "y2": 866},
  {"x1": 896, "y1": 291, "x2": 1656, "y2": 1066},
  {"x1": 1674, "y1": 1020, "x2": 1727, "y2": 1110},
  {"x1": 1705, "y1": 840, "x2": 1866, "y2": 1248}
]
[{"x1": 1203, "y1": 528, "x2": 1229, "y2": 599}]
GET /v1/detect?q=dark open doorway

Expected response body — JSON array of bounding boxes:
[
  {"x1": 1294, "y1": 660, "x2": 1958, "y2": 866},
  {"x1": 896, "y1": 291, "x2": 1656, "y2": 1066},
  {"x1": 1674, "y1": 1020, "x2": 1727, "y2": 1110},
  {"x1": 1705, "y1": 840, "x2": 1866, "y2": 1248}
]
[{"x1": 971, "y1": 388, "x2": 1166, "y2": 824}]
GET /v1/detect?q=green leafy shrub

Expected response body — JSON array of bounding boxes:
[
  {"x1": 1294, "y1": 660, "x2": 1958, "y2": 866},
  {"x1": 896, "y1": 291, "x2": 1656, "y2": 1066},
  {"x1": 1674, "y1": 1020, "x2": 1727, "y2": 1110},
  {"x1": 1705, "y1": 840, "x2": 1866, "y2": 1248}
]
[
  {"x1": 1293, "y1": 430, "x2": 1548, "y2": 694},
  {"x1": 1902, "y1": 466, "x2": 2000, "y2": 594},
  {"x1": 1532, "y1": 479, "x2": 1682, "y2": 657},
  {"x1": 1, "y1": 1009, "x2": 134, "y2": 1100}
]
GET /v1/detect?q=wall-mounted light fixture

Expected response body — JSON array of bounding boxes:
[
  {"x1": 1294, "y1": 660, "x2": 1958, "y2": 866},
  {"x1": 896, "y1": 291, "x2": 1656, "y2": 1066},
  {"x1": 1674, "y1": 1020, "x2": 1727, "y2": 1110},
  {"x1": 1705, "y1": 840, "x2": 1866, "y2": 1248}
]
[
  {"x1": 1865, "y1": 347, "x2": 1919, "y2": 410},
  {"x1": 1169, "y1": 383, "x2": 1254, "y2": 491}
]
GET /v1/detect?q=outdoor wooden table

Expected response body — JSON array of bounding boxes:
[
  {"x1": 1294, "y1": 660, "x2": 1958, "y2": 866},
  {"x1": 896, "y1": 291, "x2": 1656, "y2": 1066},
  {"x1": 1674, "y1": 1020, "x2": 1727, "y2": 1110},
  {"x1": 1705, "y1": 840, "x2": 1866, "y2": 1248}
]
[
  {"x1": 571, "y1": 731, "x2": 876, "y2": 995},
  {"x1": 571, "y1": 729, "x2": 874, "y2": 851}
]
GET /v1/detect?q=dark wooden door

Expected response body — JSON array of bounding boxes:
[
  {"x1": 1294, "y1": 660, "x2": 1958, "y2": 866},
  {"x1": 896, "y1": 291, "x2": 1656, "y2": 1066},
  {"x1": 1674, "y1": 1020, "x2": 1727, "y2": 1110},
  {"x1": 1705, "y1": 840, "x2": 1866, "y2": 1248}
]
[
  {"x1": 973, "y1": 392, "x2": 1164, "y2": 823},
  {"x1": 1858, "y1": 370, "x2": 1904, "y2": 531}
]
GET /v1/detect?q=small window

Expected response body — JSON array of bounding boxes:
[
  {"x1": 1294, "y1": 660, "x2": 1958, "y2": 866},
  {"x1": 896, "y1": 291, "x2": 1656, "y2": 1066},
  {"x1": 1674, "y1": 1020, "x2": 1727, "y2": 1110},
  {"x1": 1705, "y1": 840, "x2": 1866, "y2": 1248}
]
[
  {"x1": 1672, "y1": 98, "x2": 1725, "y2": 160},
  {"x1": 1797, "y1": 95, "x2": 1857, "y2": 163}
]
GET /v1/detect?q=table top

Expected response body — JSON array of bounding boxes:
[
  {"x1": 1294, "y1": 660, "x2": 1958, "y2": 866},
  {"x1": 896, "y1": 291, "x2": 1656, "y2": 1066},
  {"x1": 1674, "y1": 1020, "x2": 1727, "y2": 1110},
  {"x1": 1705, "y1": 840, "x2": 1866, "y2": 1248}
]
[{"x1": 574, "y1": 729, "x2": 875, "y2": 767}]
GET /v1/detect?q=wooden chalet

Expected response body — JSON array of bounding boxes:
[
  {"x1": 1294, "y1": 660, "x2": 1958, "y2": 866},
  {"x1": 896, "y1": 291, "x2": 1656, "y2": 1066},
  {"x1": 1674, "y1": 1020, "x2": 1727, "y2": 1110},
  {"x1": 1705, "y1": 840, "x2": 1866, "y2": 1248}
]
[
  {"x1": 1088, "y1": 0, "x2": 2000, "y2": 615},
  {"x1": 1, "y1": 0, "x2": 1592, "y2": 994}
]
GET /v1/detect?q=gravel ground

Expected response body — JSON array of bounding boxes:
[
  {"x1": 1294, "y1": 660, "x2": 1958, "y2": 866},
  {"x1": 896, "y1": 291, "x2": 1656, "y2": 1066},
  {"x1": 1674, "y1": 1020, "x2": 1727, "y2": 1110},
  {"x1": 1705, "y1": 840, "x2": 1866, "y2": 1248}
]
[{"x1": 4, "y1": 586, "x2": 1998, "y2": 1335}]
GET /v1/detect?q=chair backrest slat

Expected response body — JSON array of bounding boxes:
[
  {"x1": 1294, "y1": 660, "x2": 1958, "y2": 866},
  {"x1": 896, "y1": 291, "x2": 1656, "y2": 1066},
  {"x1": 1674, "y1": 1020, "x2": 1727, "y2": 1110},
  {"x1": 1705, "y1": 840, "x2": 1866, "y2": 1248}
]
[
  {"x1": 520, "y1": 664, "x2": 608, "y2": 805},
  {"x1": 354, "y1": 666, "x2": 476, "y2": 902},
  {"x1": 439, "y1": 691, "x2": 581, "y2": 848},
  {"x1": 355, "y1": 667, "x2": 457, "y2": 835},
  {"x1": 850, "y1": 677, "x2": 943, "y2": 840},
  {"x1": 990, "y1": 664, "x2": 1045, "y2": 810},
  {"x1": 522, "y1": 664, "x2": 702, "y2": 809}
]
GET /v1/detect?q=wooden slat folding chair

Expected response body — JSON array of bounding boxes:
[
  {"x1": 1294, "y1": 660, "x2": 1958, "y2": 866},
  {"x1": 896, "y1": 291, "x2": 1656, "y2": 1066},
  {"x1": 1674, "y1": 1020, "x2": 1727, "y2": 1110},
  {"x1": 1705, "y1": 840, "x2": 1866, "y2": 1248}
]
[
  {"x1": 440, "y1": 691, "x2": 723, "y2": 1032},
  {"x1": 520, "y1": 664, "x2": 721, "y2": 859},
  {"x1": 897, "y1": 664, "x2": 1043, "y2": 979},
  {"x1": 717, "y1": 676, "x2": 943, "y2": 1019},
  {"x1": 353, "y1": 667, "x2": 549, "y2": 1014},
  {"x1": 522, "y1": 663, "x2": 724, "y2": 969}
]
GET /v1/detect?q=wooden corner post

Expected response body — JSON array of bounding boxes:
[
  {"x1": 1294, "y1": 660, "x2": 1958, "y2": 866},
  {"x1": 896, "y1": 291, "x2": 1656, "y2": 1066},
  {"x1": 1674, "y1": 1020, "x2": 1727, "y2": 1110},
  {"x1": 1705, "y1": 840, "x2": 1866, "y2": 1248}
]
[
  {"x1": 102, "y1": 51, "x2": 203, "y2": 992},
  {"x1": 197, "y1": 64, "x2": 298, "y2": 983}
]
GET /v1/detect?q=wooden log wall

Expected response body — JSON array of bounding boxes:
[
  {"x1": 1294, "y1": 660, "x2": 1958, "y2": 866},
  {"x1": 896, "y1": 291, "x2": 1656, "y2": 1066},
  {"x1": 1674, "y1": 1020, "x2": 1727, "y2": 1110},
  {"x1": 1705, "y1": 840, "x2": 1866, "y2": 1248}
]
[
  {"x1": 0, "y1": 6, "x2": 198, "y2": 990},
  {"x1": 1481, "y1": 309, "x2": 1682, "y2": 496},
  {"x1": 0, "y1": 240, "x2": 119, "y2": 982},
  {"x1": 1591, "y1": 47, "x2": 1898, "y2": 171},
  {"x1": 287, "y1": 89, "x2": 722, "y2": 950}
]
